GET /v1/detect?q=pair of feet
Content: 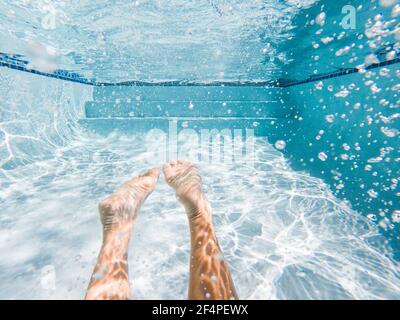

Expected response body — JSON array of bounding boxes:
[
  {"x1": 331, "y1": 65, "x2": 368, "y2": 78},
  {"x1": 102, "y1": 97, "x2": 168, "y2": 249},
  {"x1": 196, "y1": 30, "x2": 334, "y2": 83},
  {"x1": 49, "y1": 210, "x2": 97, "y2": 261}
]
[
  {"x1": 99, "y1": 160, "x2": 205, "y2": 236},
  {"x1": 88, "y1": 160, "x2": 238, "y2": 300}
]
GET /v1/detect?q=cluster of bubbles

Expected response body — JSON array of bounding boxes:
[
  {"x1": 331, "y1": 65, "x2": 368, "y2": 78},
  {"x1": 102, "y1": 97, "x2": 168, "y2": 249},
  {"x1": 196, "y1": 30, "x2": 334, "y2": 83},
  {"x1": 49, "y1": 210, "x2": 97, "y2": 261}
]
[{"x1": 302, "y1": 1, "x2": 400, "y2": 235}]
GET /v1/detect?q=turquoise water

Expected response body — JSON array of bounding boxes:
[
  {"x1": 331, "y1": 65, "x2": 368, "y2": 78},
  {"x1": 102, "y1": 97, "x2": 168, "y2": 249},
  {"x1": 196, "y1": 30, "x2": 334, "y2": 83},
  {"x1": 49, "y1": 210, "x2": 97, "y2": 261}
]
[
  {"x1": 0, "y1": 0, "x2": 400, "y2": 299},
  {"x1": 279, "y1": 1, "x2": 400, "y2": 259}
]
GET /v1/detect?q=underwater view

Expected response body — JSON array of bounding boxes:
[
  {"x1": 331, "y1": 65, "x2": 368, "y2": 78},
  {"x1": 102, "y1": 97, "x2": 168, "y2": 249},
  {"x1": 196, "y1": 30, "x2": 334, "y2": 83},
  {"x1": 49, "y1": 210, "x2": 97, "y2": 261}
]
[{"x1": 0, "y1": 0, "x2": 399, "y2": 300}]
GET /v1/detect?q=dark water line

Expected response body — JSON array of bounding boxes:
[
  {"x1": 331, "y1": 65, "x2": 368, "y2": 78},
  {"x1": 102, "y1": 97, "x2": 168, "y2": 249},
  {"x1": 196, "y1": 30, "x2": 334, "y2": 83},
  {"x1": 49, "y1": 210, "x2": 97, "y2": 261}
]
[
  {"x1": 280, "y1": 57, "x2": 400, "y2": 88},
  {"x1": 1, "y1": 51, "x2": 399, "y2": 88}
]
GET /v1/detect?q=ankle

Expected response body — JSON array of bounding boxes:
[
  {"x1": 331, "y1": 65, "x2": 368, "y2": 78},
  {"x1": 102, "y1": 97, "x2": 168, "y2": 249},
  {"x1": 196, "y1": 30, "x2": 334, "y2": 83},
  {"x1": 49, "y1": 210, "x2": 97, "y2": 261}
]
[
  {"x1": 179, "y1": 187, "x2": 207, "y2": 210},
  {"x1": 187, "y1": 203, "x2": 213, "y2": 230},
  {"x1": 102, "y1": 226, "x2": 132, "y2": 247}
]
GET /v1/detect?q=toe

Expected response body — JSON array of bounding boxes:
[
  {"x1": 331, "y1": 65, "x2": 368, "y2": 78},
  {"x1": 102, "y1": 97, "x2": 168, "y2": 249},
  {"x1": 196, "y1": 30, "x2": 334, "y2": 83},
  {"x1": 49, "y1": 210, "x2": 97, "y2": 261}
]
[
  {"x1": 163, "y1": 163, "x2": 174, "y2": 180},
  {"x1": 137, "y1": 168, "x2": 160, "y2": 187},
  {"x1": 140, "y1": 168, "x2": 160, "y2": 189},
  {"x1": 180, "y1": 160, "x2": 194, "y2": 169},
  {"x1": 140, "y1": 167, "x2": 159, "y2": 177},
  {"x1": 146, "y1": 167, "x2": 160, "y2": 178}
]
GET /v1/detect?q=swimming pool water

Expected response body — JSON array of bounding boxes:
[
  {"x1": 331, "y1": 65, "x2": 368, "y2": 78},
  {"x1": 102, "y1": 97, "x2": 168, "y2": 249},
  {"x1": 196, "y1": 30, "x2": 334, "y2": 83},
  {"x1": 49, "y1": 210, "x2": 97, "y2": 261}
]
[{"x1": 0, "y1": 0, "x2": 400, "y2": 299}]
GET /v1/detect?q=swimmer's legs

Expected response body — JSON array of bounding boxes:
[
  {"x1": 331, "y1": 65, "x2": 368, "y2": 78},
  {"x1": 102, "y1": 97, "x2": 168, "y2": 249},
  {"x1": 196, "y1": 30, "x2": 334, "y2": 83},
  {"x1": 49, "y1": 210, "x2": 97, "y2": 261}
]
[
  {"x1": 85, "y1": 168, "x2": 160, "y2": 300},
  {"x1": 163, "y1": 160, "x2": 238, "y2": 300}
]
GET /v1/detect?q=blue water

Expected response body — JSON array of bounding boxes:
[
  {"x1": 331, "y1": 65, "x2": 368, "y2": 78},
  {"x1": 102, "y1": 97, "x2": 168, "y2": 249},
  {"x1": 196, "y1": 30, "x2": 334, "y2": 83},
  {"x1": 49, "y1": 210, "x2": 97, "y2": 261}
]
[{"x1": 0, "y1": 0, "x2": 399, "y2": 299}]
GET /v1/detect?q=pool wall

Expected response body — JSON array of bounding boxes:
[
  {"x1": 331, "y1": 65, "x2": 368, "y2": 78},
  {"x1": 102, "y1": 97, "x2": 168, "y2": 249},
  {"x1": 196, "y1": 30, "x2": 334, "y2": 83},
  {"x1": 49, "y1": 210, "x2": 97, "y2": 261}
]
[
  {"x1": 280, "y1": 64, "x2": 400, "y2": 257},
  {"x1": 271, "y1": 0, "x2": 400, "y2": 258},
  {"x1": 0, "y1": 68, "x2": 91, "y2": 172}
]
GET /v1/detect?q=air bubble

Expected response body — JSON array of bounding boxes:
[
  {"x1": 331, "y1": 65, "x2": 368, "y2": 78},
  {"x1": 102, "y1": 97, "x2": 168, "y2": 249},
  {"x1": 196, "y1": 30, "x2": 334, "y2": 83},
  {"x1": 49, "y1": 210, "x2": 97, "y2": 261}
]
[
  {"x1": 368, "y1": 189, "x2": 379, "y2": 198},
  {"x1": 318, "y1": 152, "x2": 328, "y2": 161},
  {"x1": 325, "y1": 114, "x2": 335, "y2": 123},
  {"x1": 275, "y1": 140, "x2": 286, "y2": 150},
  {"x1": 392, "y1": 210, "x2": 400, "y2": 223},
  {"x1": 315, "y1": 12, "x2": 326, "y2": 26}
]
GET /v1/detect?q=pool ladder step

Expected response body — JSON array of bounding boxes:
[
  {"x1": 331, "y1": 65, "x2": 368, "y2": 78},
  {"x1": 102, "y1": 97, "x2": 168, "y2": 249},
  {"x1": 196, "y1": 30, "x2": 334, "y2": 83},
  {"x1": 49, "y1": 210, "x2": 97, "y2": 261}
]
[
  {"x1": 78, "y1": 117, "x2": 274, "y2": 136},
  {"x1": 79, "y1": 86, "x2": 290, "y2": 136},
  {"x1": 84, "y1": 100, "x2": 288, "y2": 118}
]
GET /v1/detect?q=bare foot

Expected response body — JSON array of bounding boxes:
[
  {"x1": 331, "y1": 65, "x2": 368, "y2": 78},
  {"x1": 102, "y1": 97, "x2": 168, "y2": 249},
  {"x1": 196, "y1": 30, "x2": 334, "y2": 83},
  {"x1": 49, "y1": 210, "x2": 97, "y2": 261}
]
[
  {"x1": 86, "y1": 168, "x2": 159, "y2": 300},
  {"x1": 163, "y1": 161, "x2": 202, "y2": 203},
  {"x1": 163, "y1": 161, "x2": 238, "y2": 300},
  {"x1": 163, "y1": 160, "x2": 210, "y2": 220},
  {"x1": 99, "y1": 168, "x2": 160, "y2": 233}
]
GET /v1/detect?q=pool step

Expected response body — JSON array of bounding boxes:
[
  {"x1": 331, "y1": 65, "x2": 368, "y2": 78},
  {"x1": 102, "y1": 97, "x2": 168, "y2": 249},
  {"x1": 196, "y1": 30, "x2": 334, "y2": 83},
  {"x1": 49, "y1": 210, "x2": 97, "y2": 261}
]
[
  {"x1": 80, "y1": 86, "x2": 288, "y2": 137},
  {"x1": 78, "y1": 117, "x2": 274, "y2": 136},
  {"x1": 86, "y1": 86, "x2": 288, "y2": 119},
  {"x1": 84, "y1": 100, "x2": 288, "y2": 118},
  {"x1": 93, "y1": 86, "x2": 283, "y2": 102}
]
